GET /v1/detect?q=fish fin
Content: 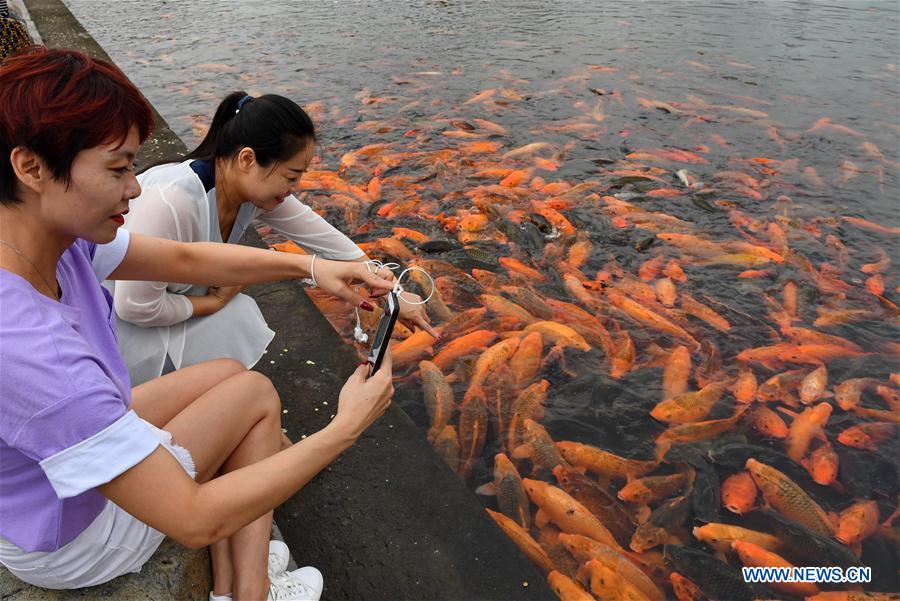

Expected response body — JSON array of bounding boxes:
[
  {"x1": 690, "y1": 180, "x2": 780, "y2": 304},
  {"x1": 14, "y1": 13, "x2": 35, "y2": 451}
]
[
  {"x1": 850, "y1": 542, "x2": 862, "y2": 558},
  {"x1": 511, "y1": 443, "x2": 533, "y2": 460},
  {"x1": 535, "y1": 508, "x2": 551, "y2": 528},
  {"x1": 475, "y1": 482, "x2": 497, "y2": 496}
]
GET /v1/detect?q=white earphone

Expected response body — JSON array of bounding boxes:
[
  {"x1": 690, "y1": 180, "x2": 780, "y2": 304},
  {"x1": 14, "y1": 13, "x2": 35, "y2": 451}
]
[{"x1": 352, "y1": 260, "x2": 435, "y2": 343}]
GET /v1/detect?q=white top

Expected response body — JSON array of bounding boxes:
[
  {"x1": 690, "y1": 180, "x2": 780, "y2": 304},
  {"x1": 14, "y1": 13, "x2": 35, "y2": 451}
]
[
  {"x1": 114, "y1": 159, "x2": 364, "y2": 327},
  {"x1": 106, "y1": 160, "x2": 364, "y2": 385}
]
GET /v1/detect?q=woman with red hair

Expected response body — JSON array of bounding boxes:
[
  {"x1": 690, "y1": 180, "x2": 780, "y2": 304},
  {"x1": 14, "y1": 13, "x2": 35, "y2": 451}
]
[{"x1": 0, "y1": 46, "x2": 395, "y2": 601}]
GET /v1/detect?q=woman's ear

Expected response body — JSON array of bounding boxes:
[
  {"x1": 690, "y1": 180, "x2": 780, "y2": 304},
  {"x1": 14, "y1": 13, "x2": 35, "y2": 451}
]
[
  {"x1": 9, "y1": 146, "x2": 46, "y2": 196},
  {"x1": 236, "y1": 147, "x2": 257, "y2": 172}
]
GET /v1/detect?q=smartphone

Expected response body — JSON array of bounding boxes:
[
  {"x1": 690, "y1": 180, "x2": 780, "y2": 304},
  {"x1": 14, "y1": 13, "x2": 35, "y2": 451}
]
[{"x1": 366, "y1": 291, "x2": 399, "y2": 375}]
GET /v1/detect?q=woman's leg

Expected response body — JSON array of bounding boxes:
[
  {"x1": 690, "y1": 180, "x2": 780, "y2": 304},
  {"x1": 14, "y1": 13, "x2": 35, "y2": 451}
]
[
  {"x1": 131, "y1": 358, "x2": 247, "y2": 595},
  {"x1": 161, "y1": 370, "x2": 284, "y2": 600},
  {"x1": 129, "y1": 358, "x2": 246, "y2": 427}
]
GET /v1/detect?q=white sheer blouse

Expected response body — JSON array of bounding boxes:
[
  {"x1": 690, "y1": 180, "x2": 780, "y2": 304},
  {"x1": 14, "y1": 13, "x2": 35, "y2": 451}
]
[{"x1": 107, "y1": 160, "x2": 364, "y2": 384}]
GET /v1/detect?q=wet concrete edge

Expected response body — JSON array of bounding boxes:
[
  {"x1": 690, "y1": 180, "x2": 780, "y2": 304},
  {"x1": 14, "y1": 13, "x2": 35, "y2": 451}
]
[{"x1": 17, "y1": 1, "x2": 556, "y2": 600}]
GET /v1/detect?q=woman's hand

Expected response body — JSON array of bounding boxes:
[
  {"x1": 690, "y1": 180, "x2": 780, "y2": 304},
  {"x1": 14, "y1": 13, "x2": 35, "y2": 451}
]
[
  {"x1": 332, "y1": 349, "x2": 395, "y2": 440},
  {"x1": 397, "y1": 292, "x2": 440, "y2": 339},
  {"x1": 314, "y1": 258, "x2": 396, "y2": 310},
  {"x1": 208, "y1": 284, "x2": 244, "y2": 308}
]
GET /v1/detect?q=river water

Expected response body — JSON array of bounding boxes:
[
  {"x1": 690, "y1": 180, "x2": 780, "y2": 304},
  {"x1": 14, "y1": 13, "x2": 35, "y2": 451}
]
[{"x1": 66, "y1": 0, "x2": 899, "y2": 594}]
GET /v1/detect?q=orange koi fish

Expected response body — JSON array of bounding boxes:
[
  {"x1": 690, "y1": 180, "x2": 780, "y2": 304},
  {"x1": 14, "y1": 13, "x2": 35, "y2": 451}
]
[
  {"x1": 556, "y1": 441, "x2": 657, "y2": 481},
  {"x1": 837, "y1": 422, "x2": 896, "y2": 451},
  {"x1": 721, "y1": 471, "x2": 758, "y2": 515},
  {"x1": 638, "y1": 254, "x2": 666, "y2": 281},
  {"x1": 523, "y1": 321, "x2": 591, "y2": 352},
  {"x1": 799, "y1": 365, "x2": 829, "y2": 404},
  {"x1": 654, "y1": 278, "x2": 677, "y2": 307},
  {"x1": 605, "y1": 290, "x2": 699, "y2": 347},
  {"x1": 732, "y1": 541, "x2": 819, "y2": 597},
  {"x1": 523, "y1": 479, "x2": 620, "y2": 548},
  {"x1": 747, "y1": 405, "x2": 788, "y2": 439},
  {"x1": 611, "y1": 330, "x2": 636, "y2": 379},
  {"x1": 745, "y1": 458, "x2": 834, "y2": 536},
  {"x1": 476, "y1": 453, "x2": 531, "y2": 529},
  {"x1": 841, "y1": 216, "x2": 900, "y2": 235},
  {"x1": 679, "y1": 294, "x2": 730, "y2": 332},
  {"x1": 692, "y1": 523, "x2": 782, "y2": 555},
  {"x1": 485, "y1": 509, "x2": 555, "y2": 576},
  {"x1": 509, "y1": 331, "x2": 543, "y2": 388},
  {"x1": 514, "y1": 419, "x2": 566, "y2": 473},
  {"x1": 664, "y1": 259, "x2": 688, "y2": 282},
  {"x1": 463, "y1": 88, "x2": 496, "y2": 104},
  {"x1": 662, "y1": 345, "x2": 692, "y2": 400},
  {"x1": 432, "y1": 425, "x2": 460, "y2": 473},
  {"x1": 732, "y1": 368, "x2": 758, "y2": 403},
  {"x1": 669, "y1": 573, "x2": 708, "y2": 601},
  {"x1": 807, "y1": 117, "x2": 865, "y2": 137},
  {"x1": 651, "y1": 380, "x2": 729, "y2": 424},
  {"x1": 786, "y1": 402, "x2": 832, "y2": 462},
  {"x1": 582, "y1": 560, "x2": 649, "y2": 601},
  {"x1": 498, "y1": 256, "x2": 546, "y2": 281},
  {"x1": 506, "y1": 381, "x2": 550, "y2": 452},
  {"x1": 465, "y1": 337, "x2": 521, "y2": 400},
  {"x1": 479, "y1": 294, "x2": 536, "y2": 326},
  {"x1": 836, "y1": 500, "x2": 880, "y2": 545},
  {"x1": 458, "y1": 393, "x2": 488, "y2": 478},
  {"x1": 656, "y1": 406, "x2": 749, "y2": 456},
  {"x1": 431, "y1": 330, "x2": 498, "y2": 370},
  {"x1": 778, "y1": 344, "x2": 868, "y2": 365},
  {"x1": 861, "y1": 247, "x2": 890, "y2": 274},
  {"x1": 547, "y1": 571, "x2": 594, "y2": 601},
  {"x1": 782, "y1": 327, "x2": 863, "y2": 354},
  {"x1": 618, "y1": 472, "x2": 691, "y2": 506},
  {"x1": 391, "y1": 330, "x2": 438, "y2": 368},
  {"x1": 560, "y1": 534, "x2": 664, "y2": 601},
  {"x1": 803, "y1": 436, "x2": 839, "y2": 486},
  {"x1": 419, "y1": 360, "x2": 455, "y2": 443}
]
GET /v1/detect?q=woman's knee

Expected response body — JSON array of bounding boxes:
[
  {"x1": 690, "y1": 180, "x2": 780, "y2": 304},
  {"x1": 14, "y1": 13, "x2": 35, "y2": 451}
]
[
  {"x1": 205, "y1": 357, "x2": 247, "y2": 378},
  {"x1": 233, "y1": 370, "x2": 281, "y2": 415}
]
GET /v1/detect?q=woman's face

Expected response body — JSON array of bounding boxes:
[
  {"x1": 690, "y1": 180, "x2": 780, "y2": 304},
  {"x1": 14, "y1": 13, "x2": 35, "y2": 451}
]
[
  {"x1": 42, "y1": 126, "x2": 142, "y2": 244},
  {"x1": 241, "y1": 142, "x2": 315, "y2": 212}
]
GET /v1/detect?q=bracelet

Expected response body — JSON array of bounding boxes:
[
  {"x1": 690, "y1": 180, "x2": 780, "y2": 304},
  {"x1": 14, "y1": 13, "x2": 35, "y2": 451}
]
[{"x1": 309, "y1": 254, "x2": 318, "y2": 287}]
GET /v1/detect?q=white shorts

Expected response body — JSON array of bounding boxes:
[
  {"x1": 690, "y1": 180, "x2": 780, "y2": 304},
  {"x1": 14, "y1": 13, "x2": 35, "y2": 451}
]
[{"x1": 0, "y1": 422, "x2": 196, "y2": 590}]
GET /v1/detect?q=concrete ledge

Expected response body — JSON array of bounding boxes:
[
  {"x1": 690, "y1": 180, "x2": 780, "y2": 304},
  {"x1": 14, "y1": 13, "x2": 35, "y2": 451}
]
[
  {"x1": 246, "y1": 268, "x2": 552, "y2": 601},
  {"x1": 0, "y1": 539, "x2": 209, "y2": 601}
]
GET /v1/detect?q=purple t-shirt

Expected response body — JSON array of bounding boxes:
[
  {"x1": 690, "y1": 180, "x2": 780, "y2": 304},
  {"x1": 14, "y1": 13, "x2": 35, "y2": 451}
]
[{"x1": 0, "y1": 231, "x2": 160, "y2": 553}]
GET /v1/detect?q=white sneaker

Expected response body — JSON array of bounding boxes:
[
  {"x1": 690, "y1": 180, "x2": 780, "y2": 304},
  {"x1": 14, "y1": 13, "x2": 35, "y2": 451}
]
[
  {"x1": 208, "y1": 541, "x2": 290, "y2": 601},
  {"x1": 267, "y1": 566, "x2": 324, "y2": 601},
  {"x1": 268, "y1": 539, "x2": 291, "y2": 577}
]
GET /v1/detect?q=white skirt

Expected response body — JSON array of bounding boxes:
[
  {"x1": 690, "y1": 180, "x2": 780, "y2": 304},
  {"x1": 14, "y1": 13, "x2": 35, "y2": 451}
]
[
  {"x1": 0, "y1": 423, "x2": 196, "y2": 590},
  {"x1": 116, "y1": 292, "x2": 275, "y2": 386}
]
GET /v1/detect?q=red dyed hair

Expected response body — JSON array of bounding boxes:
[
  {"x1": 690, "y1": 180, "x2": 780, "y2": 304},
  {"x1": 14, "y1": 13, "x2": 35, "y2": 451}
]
[{"x1": 0, "y1": 46, "x2": 154, "y2": 204}]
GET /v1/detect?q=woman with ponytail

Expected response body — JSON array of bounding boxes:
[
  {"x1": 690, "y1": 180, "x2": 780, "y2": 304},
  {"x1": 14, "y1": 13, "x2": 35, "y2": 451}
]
[{"x1": 111, "y1": 91, "x2": 437, "y2": 385}]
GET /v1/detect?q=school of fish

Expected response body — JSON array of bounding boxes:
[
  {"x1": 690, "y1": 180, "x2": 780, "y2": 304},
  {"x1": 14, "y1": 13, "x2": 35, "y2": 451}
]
[{"x1": 249, "y1": 40, "x2": 900, "y2": 601}]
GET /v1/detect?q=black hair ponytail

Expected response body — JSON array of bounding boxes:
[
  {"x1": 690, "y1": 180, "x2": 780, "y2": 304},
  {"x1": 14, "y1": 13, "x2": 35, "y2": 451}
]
[{"x1": 185, "y1": 91, "x2": 316, "y2": 167}]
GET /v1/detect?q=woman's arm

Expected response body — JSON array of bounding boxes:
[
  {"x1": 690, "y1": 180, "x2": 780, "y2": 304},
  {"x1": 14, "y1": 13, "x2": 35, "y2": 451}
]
[
  {"x1": 109, "y1": 233, "x2": 395, "y2": 307},
  {"x1": 258, "y1": 198, "x2": 439, "y2": 336},
  {"x1": 99, "y1": 356, "x2": 393, "y2": 549}
]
